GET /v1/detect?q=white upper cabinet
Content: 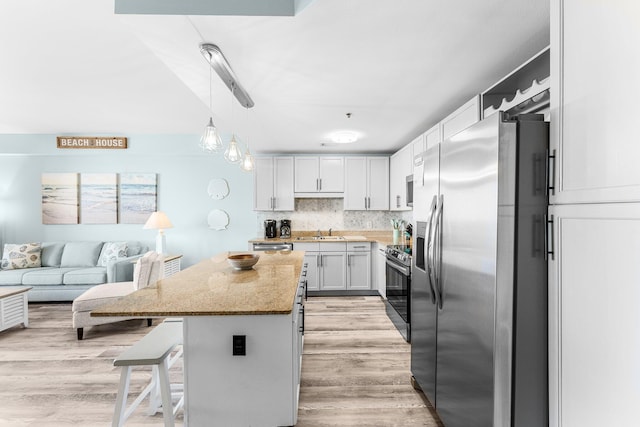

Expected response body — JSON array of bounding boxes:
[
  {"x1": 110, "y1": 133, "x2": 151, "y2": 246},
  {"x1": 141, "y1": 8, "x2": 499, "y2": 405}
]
[
  {"x1": 551, "y1": 0, "x2": 640, "y2": 204},
  {"x1": 294, "y1": 156, "x2": 344, "y2": 196},
  {"x1": 254, "y1": 157, "x2": 294, "y2": 211},
  {"x1": 424, "y1": 123, "x2": 442, "y2": 149},
  {"x1": 411, "y1": 133, "x2": 425, "y2": 157},
  {"x1": 344, "y1": 157, "x2": 389, "y2": 210},
  {"x1": 441, "y1": 95, "x2": 480, "y2": 141},
  {"x1": 390, "y1": 144, "x2": 412, "y2": 211}
]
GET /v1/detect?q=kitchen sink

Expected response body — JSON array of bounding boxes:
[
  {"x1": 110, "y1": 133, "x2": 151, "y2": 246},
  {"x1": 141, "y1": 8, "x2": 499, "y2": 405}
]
[{"x1": 295, "y1": 236, "x2": 345, "y2": 241}]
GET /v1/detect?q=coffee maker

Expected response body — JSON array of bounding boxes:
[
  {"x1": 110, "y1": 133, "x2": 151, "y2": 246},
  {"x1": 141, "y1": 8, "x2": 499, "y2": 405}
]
[
  {"x1": 280, "y1": 219, "x2": 291, "y2": 239},
  {"x1": 264, "y1": 219, "x2": 277, "y2": 239}
]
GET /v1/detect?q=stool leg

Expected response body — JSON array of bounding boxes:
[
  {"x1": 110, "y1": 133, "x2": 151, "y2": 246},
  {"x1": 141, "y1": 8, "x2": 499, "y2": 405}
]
[
  {"x1": 112, "y1": 366, "x2": 132, "y2": 427},
  {"x1": 158, "y1": 359, "x2": 175, "y2": 427},
  {"x1": 147, "y1": 365, "x2": 160, "y2": 415}
]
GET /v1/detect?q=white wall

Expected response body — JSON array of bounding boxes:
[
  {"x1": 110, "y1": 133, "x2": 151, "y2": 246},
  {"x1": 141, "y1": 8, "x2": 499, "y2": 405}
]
[{"x1": 0, "y1": 134, "x2": 256, "y2": 267}]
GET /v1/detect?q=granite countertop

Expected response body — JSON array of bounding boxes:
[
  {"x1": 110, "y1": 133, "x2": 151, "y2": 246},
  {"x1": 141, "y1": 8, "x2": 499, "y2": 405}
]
[
  {"x1": 249, "y1": 230, "x2": 397, "y2": 246},
  {"x1": 91, "y1": 250, "x2": 304, "y2": 317}
]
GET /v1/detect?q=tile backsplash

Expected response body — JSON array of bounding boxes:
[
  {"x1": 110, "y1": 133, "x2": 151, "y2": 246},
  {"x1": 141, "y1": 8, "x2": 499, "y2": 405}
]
[{"x1": 255, "y1": 198, "x2": 412, "y2": 234}]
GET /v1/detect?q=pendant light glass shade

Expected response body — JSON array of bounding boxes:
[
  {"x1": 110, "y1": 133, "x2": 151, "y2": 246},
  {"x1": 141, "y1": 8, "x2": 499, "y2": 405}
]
[
  {"x1": 224, "y1": 134, "x2": 243, "y2": 164},
  {"x1": 200, "y1": 117, "x2": 223, "y2": 152},
  {"x1": 240, "y1": 147, "x2": 255, "y2": 171}
]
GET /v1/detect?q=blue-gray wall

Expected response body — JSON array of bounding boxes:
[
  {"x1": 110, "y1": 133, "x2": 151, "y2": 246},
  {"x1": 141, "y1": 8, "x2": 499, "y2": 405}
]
[{"x1": 0, "y1": 134, "x2": 257, "y2": 267}]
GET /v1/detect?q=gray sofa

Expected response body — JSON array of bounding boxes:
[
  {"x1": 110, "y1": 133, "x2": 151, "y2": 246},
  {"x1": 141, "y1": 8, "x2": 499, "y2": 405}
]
[{"x1": 0, "y1": 241, "x2": 149, "y2": 302}]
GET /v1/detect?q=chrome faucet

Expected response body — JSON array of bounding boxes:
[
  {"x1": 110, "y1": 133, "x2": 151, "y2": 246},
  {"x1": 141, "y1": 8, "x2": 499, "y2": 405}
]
[
  {"x1": 316, "y1": 229, "x2": 322, "y2": 238},
  {"x1": 329, "y1": 228, "x2": 332, "y2": 236}
]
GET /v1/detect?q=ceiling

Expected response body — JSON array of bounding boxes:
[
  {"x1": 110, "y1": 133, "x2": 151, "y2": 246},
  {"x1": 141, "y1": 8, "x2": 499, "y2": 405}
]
[{"x1": 0, "y1": 0, "x2": 550, "y2": 154}]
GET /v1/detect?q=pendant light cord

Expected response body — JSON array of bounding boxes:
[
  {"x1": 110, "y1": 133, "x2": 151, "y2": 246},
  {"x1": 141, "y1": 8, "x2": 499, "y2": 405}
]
[{"x1": 208, "y1": 54, "x2": 213, "y2": 114}]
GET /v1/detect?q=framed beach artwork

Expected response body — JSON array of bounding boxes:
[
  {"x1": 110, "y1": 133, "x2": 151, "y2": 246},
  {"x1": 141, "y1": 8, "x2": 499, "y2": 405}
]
[
  {"x1": 80, "y1": 173, "x2": 117, "y2": 224},
  {"x1": 119, "y1": 173, "x2": 157, "y2": 224},
  {"x1": 41, "y1": 173, "x2": 79, "y2": 224}
]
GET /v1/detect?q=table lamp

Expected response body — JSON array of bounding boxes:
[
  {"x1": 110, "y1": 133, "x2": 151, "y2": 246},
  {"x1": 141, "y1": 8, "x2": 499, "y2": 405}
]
[{"x1": 143, "y1": 211, "x2": 173, "y2": 254}]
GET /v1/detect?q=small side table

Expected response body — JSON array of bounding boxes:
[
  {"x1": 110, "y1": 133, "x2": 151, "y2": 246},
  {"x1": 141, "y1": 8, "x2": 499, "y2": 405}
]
[
  {"x1": 0, "y1": 287, "x2": 31, "y2": 333},
  {"x1": 164, "y1": 255, "x2": 182, "y2": 278}
]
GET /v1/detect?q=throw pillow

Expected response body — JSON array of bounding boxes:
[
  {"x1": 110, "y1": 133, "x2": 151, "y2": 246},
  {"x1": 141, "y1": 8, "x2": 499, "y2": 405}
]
[
  {"x1": 1, "y1": 243, "x2": 42, "y2": 270},
  {"x1": 98, "y1": 242, "x2": 129, "y2": 267},
  {"x1": 133, "y1": 252, "x2": 156, "y2": 290}
]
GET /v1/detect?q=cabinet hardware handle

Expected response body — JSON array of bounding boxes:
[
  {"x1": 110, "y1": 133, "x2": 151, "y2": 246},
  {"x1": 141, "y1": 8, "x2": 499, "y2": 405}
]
[
  {"x1": 319, "y1": 178, "x2": 322, "y2": 191},
  {"x1": 364, "y1": 197, "x2": 367, "y2": 209},
  {"x1": 544, "y1": 214, "x2": 555, "y2": 261},
  {"x1": 546, "y1": 149, "x2": 556, "y2": 198},
  {"x1": 396, "y1": 195, "x2": 401, "y2": 208}
]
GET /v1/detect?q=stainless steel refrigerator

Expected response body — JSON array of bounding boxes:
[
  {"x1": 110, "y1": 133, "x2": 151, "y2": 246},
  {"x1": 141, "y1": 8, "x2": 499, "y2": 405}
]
[{"x1": 411, "y1": 113, "x2": 548, "y2": 427}]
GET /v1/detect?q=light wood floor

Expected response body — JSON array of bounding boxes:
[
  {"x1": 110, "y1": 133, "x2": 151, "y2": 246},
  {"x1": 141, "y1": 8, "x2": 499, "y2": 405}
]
[{"x1": 0, "y1": 296, "x2": 442, "y2": 426}]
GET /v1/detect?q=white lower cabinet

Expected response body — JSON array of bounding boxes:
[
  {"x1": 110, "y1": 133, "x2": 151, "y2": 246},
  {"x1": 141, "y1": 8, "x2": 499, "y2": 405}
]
[
  {"x1": 549, "y1": 203, "x2": 640, "y2": 427},
  {"x1": 374, "y1": 243, "x2": 386, "y2": 298},
  {"x1": 296, "y1": 242, "x2": 372, "y2": 291},
  {"x1": 346, "y1": 242, "x2": 371, "y2": 290}
]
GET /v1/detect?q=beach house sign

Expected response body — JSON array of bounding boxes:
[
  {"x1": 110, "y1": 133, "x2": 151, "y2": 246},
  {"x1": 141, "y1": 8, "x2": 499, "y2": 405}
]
[{"x1": 56, "y1": 136, "x2": 128, "y2": 149}]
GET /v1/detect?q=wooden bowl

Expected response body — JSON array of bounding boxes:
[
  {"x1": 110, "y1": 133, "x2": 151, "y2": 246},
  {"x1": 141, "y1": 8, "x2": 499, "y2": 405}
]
[{"x1": 227, "y1": 253, "x2": 259, "y2": 270}]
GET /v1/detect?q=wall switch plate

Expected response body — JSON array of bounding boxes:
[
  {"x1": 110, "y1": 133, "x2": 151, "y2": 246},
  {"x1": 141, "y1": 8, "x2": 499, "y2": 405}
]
[{"x1": 232, "y1": 335, "x2": 246, "y2": 356}]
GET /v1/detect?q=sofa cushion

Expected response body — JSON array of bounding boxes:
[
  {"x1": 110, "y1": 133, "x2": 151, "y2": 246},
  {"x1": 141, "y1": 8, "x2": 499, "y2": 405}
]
[
  {"x1": 97, "y1": 242, "x2": 128, "y2": 267},
  {"x1": 126, "y1": 241, "x2": 146, "y2": 256},
  {"x1": 41, "y1": 242, "x2": 66, "y2": 267},
  {"x1": 71, "y1": 281, "x2": 136, "y2": 312},
  {"x1": 0, "y1": 267, "x2": 46, "y2": 285},
  {"x1": 133, "y1": 252, "x2": 155, "y2": 290},
  {"x1": 21, "y1": 268, "x2": 78, "y2": 286},
  {"x1": 1, "y1": 243, "x2": 42, "y2": 270},
  {"x1": 60, "y1": 242, "x2": 104, "y2": 267},
  {"x1": 63, "y1": 267, "x2": 107, "y2": 285}
]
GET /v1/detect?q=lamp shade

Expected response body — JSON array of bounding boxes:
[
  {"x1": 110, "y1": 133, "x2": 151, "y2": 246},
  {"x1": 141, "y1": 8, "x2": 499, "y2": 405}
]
[{"x1": 143, "y1": 211, "x2": 173, "y2": 230}]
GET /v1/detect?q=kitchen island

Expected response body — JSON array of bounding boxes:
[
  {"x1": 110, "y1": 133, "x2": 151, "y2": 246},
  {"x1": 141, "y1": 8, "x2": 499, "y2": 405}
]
[{"x1": 92, "y1": 250, "x2": 306, "y2": 427}]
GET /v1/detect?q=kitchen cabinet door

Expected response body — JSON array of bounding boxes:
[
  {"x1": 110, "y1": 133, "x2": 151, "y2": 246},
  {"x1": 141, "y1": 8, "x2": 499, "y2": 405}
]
[
  {"x1": 390, "y1": 144, "x2": 412, "y2": 211},
  {"x1": 441, "y1": 95, "x2": 480, "y2": 141},
  {"x1": 374, "y1": 244, "x2": 386, "y2": 298},
  {"x1": 344, "y1": 157, "x2": 389, "y2": 210},
  {"x1": 254, "y1": 157, "x2": 274, "y2": 210},
  {"x1": 550, "y1": 0, "x2": 640, "y2": 204},
  {"x1": 424, "y1": 123, "x2": 441, "y2": 150},
  {"x1": 346, "y1": 251, "x2": 371, "y2": 290},
  {"x1": 367, "y1": 157, "x2": 389, "y2": 210},
  {"x1": 318, "y1": 157, "x2": 344, "y2": 192},
  {"x1": 411, "y1": 134, "x2": 425, "y2": 158},
  {"x1": 319, "y1": 252, "x2": 346, "y2": 290},
  {"x1": 303, "y1": 253, "x2": 319, "y2": 291},
  {"x1": 294, "y1": 156, "x2": 344, "y2": 194},
  {"x1": 548, "y1": 203, "x2": 640, "y2": 427},
  {"x1": 254, "y1": 157, "x2": 294, "y2": 211},
  {"x1": 344, "y1": 157, "x2": 368, "y2": 210}
]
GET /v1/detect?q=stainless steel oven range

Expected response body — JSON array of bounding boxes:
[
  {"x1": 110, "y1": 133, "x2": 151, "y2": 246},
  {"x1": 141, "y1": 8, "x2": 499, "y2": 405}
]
[{"x1": 385, "y1": 244, "x2": 411, "y2": 341}]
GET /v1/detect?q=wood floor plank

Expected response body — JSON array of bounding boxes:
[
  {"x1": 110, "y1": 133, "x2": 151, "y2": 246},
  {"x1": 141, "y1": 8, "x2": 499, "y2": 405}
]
[{"x1": 0, "y1": 296, "x2": 442, "y2": 426}]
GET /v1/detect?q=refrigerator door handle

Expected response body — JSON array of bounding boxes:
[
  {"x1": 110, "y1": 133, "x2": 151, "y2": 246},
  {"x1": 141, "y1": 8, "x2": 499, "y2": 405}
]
[
  {"x1": 426, "y1": 195, "x2": 438, "y2": 305},
  {"x1": 434, "y1": 194, "x2": 444, "y2": 310}
]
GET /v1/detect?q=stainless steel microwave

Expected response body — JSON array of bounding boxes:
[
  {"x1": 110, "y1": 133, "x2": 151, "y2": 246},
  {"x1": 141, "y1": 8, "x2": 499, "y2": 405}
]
[{"x1": 406, "y1": 175, "x2": 413, "y2": 207}]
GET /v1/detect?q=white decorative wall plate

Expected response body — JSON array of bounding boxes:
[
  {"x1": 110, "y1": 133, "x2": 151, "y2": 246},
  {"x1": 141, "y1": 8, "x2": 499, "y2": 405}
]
[
  {"x1": 207, "y1": 209, "x2": 229, "y2": 230},
  {"x1": 207, "y1": 178, "x2": 229, "y2": 200}
]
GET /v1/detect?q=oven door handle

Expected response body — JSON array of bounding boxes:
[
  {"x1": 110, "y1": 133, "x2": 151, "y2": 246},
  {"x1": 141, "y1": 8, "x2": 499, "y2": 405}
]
[{"x1": 385, "y1": 258, "x2": 411, "y2": 276}]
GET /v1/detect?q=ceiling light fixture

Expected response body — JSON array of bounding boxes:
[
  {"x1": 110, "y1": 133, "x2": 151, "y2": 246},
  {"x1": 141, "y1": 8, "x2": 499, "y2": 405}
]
[
  {"x1": 200, "y1": 55, "x2": 223, "y2": 152},
  {"x1": 330, "y1": 131, "x2": 358, "y2": 144},
  {"x1": 240, "y1": 106, "x2": 255, "y2": 172},
  {"x1": 224, "y1": 84, "x2": 243, "y2": 164}
]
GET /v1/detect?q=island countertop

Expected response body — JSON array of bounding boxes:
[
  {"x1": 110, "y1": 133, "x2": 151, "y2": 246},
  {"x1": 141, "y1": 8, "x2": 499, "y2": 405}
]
[{"x1": 91, "y1": 250, "x2": 304, "y2": 317}]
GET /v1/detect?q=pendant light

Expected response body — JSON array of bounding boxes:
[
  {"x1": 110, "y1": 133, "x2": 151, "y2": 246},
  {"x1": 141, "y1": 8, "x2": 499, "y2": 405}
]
[
  {"x1": 240, "y1": 105, "x2": 255, "y2": 172},
  {"x1": 200, "y1": 59, "x2": 223, "y2": 152},
  {"x1": 224, "y1": 83, "x2": 243, "y2": 164}
]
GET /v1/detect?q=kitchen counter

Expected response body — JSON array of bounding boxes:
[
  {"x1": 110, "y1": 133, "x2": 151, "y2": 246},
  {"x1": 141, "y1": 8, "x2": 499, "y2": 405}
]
[
  {"x1": 91, "y1": 250, "x2": 304, "y2": 317},
  {"x1": 92, "y1": 250, "x2": 306, "y2": 426},
  {"x1": 249, "y1": 230, "x2": 398, "y2": 246}
]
